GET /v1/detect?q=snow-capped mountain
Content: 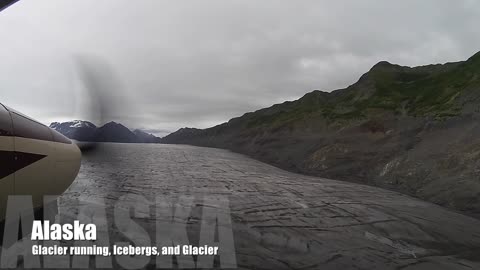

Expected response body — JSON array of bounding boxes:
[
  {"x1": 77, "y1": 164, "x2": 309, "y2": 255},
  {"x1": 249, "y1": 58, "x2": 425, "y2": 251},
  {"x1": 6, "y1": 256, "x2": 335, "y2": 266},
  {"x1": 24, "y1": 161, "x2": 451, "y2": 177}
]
[
  {"x1": 50, "y1": 120, "x2": 97, "y2": 141},
  {"x1": 49, "y1": 120, "x2": 160, "y2": 143}
]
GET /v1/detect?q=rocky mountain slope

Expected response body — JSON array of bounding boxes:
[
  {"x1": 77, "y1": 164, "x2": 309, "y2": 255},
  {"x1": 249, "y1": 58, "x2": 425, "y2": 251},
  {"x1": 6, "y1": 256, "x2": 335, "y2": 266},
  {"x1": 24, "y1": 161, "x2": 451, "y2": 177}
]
[
  {"x1": 50, "y1": 120, "x2": 160, "y2": 143},
  {"x1": 162, "y1": 52, "x2": 480, "y2": 218}
]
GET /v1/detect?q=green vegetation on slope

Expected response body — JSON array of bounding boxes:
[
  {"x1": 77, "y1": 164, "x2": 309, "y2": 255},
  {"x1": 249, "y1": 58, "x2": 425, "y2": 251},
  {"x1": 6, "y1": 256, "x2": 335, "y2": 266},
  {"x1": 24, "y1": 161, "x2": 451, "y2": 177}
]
[{"x1": 243, "y1": 54, "x2": 480, "y2": 130}]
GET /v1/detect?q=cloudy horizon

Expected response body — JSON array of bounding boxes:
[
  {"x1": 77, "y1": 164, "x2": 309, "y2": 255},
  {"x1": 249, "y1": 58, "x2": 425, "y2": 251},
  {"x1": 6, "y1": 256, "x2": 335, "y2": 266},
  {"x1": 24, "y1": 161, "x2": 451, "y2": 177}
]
[{"x1": 1, "y1": 0, "x2": 479, "y2": 136}]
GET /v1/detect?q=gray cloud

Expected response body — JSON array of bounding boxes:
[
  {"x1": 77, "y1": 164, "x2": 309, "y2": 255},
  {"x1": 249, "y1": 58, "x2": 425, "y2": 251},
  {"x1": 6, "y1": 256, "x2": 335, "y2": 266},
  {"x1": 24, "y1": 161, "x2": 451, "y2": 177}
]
[{"x1": 0, "y1": 0, "x2": 479, "y2": 136}]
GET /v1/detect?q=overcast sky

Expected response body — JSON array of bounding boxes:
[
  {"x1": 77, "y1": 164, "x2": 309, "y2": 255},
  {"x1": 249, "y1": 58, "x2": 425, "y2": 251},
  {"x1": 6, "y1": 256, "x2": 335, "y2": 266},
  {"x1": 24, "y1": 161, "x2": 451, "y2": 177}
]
[{"x1": 0, "y1": 0, "x2": 479, "y2": 136}]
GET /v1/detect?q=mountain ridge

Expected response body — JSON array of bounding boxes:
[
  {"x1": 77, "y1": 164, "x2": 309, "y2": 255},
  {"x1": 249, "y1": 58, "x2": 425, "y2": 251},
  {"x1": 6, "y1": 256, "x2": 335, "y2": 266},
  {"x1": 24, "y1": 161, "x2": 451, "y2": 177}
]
[{"x1": 162, "y1": 52, "x2": 480, "y2": 218}]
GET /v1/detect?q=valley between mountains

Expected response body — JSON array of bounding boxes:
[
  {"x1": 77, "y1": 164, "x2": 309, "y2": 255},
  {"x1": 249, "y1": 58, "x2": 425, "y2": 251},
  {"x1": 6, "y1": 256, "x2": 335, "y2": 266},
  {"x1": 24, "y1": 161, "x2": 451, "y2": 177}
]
[{"x1": 53, "y1": 52, "x2": 480, "y2": 218}]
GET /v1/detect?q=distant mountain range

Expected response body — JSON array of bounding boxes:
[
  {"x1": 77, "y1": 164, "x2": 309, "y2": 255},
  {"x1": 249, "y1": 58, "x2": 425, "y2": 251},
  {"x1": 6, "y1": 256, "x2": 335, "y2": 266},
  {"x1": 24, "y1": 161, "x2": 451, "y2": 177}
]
[
  {"x1": 50, "y1": 120, "x2": 160, "y2": 143},
  {"x1": 162, "y1": 51, "x2": 480, "y2": 218}
]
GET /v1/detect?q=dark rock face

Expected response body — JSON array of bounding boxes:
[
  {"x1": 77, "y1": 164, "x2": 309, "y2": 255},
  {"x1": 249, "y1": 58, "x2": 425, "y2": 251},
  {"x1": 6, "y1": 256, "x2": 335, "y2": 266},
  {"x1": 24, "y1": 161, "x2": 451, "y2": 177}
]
[
  {"x1": 133, "y1": 129, "x2": 161, "y2": 143},
  {"x1": 161, "y1": 128, "x2": 202, "y2": 144},
  {"x1": 92, "y1": 121, "x2": 139, "y2": 143},
  {"x1": 162, "y1": 52, "x2": 480, "y2": 218},
  {"x1": 50, "y1": 121, "x2": 160, "y2": 143}
]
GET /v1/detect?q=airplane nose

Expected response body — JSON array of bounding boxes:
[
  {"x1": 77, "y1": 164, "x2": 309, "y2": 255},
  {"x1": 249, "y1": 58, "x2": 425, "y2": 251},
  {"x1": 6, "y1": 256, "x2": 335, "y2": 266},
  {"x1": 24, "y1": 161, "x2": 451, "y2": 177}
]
[
  {"x1": 50, "y1": 129, "x2": 82, "y2": 196},
  {"x1": 0, "y1": 104, "x2": 82, "y2": 221}
]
